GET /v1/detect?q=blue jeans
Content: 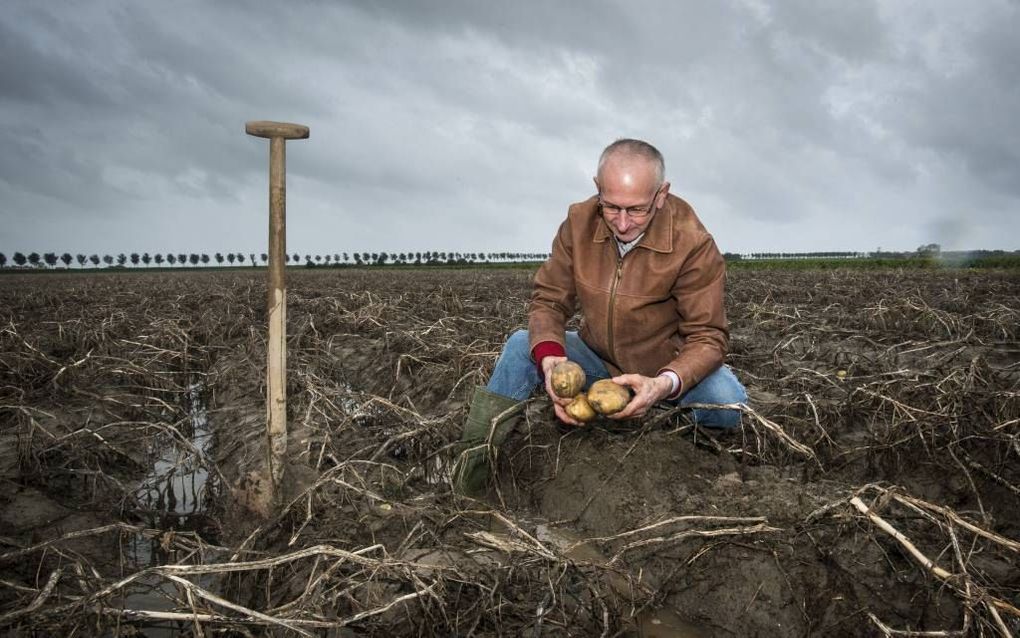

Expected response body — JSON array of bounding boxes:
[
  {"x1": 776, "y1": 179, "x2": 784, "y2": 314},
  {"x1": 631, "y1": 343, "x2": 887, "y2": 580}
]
[{"x1": 487, "y1": 330, "x2": 748, "y2": 428}]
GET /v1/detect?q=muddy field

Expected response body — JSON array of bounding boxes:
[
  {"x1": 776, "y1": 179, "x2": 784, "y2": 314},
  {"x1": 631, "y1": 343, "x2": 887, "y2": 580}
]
[{"x1": 1, "y1": 267, "x2": 1018, "y2": 636}]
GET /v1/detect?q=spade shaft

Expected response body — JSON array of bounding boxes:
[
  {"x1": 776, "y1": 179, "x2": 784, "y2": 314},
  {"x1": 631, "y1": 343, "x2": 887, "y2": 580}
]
[{"x1": 245, "y1": 120, "x2": 309, "y2": 509}]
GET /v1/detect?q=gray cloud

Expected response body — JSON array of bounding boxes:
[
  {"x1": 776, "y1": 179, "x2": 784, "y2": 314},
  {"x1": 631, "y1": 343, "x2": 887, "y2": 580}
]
[{"x1": 1, "y1": 0, "x2": 1018, "y2": 256}]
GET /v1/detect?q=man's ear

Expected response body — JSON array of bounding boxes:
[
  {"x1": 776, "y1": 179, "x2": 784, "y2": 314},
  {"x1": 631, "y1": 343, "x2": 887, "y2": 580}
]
[
  {"x1": 657, "y1": 181, "x2": 671, "y2": 205},
  {"x1": 592, "y1": 176, "x2": 600, "y2": 193}
]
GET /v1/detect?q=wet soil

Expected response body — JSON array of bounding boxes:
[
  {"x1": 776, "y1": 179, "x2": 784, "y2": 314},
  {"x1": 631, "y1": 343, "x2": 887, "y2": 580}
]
[{"x1": 1, "y1": 267, "x2": 1017, "y2": 636}]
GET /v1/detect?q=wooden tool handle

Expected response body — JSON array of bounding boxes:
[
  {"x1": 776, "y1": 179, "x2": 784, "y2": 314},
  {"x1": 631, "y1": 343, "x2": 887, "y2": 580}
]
[{"x1": 245, "y1": 121, "x2": 310, "y2": 140}]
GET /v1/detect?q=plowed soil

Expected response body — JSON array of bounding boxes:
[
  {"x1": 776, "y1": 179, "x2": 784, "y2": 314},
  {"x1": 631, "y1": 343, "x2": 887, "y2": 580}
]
[{"x1": 1, "y1": 267, "x2": 1017, "y2": 636}]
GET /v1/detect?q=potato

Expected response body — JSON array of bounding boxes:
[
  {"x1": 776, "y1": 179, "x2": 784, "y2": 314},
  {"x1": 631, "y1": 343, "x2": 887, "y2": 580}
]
[
  {"x1": 564, "y1": 393, "x2": 596, "y2": 423},
  {"x1": 550, "y1": 361, "x2": 586, "y2": 398},
  {"x1": 587, "y1": 379, "x2": 631, "y2": 415}
]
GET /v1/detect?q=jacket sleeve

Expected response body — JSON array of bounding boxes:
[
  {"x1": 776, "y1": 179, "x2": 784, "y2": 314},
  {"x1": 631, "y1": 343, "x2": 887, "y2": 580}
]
[
  {"x1": 528, "y1": 215, "x2": 577, "y2": 353},
  {"x1": 660, "y1": 233, "x2": 729, "y2": 391}
]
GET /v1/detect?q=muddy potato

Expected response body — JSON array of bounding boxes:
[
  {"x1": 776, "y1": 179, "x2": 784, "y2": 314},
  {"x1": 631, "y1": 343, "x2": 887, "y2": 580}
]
[
  {"x1": 550, "y1": 361, "x2": 586, "y2": 398},
  {"x1": 587, "y1": 379, "x2": 631, "y2": 415},
  {"x1": 564, "y1": 393, "x2": 596, "y2": 423}
]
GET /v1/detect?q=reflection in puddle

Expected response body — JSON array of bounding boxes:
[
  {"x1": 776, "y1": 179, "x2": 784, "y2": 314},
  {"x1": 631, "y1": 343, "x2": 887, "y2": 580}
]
[
  {"x1": 124, "y1": 382, "x2": 217, "y2": 637},
  {"x1": 426, "y1": 454, "x2": 452, "y2": 485},
  {"x1": 131, "y1": 383, "x2": 213, "y2": 561},
  {"x1": 339, "y1": 380, "x2": 383, "y2": 424},
  {"x1": 135, "y1": 383, "x2": 211, "y2": 520}
]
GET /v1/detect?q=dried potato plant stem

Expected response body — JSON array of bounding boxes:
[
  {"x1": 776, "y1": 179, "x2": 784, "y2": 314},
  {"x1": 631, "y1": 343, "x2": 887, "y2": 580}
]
[
  {"x1": 684, "y1": 401, "x2": 817, "y2": 460},
  {"x1": 850, "y1": 496, "x2": 1020, "y2": 624},
  {"x1": 608, "y1": 522, "x2": 781, "y2": 564}
]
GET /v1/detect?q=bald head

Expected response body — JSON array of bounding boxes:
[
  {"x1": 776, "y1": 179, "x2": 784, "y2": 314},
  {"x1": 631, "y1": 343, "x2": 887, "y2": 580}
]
[
  {"x1": 596, "y1": 139, "x2": 665, "y2": 186},
  {"x1": 593, "y1": 139, "x2": 671, "y2": 242}
]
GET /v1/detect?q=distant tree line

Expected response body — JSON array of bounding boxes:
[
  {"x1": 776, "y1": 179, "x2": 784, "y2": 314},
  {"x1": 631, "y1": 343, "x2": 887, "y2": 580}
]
[
  {"x1": 0, "y1": 251, "x2": 552, "y2": 269},
  {"x1": 725, "y1": 251, "x2": 871, "y2": 261},
  {"x1": 5, "y1": 246, "x2": 1016, "y2": 270},
  {"x1": 721, "y1": 245, "x2": 1020, "y2": 261},
  {"x1": 721, "y1": 246, "x2": 1019, "y2": 262}
]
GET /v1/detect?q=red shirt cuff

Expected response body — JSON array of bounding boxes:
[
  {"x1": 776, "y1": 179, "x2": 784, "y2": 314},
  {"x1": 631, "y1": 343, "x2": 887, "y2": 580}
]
[{"x1": 532, "y1": 341, "x2": 566, "y2": 376}]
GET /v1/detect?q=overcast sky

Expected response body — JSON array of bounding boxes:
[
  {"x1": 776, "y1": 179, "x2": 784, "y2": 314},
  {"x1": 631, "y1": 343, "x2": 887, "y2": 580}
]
[{"x1": 2, "y1": 1, "x2": 1018, "y2": 257}]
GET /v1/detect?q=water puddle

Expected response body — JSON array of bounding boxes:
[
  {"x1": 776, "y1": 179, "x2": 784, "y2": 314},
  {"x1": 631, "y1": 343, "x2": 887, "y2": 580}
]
[
  {"x1": 636, "y1": 609, "x2": 712, "y2": 638},
  {"x1": 134, "y1": 383, "x2": 212, "y2": 525},
  {"x1": 338, "y1": 380, "x2": 383, "y2": 424},
  {"x1": 122, "y1": 382, "x2": 219, "y2": 636},
  {"x1": 408, "y1": 454, "x2": 453, "y2": 486}
]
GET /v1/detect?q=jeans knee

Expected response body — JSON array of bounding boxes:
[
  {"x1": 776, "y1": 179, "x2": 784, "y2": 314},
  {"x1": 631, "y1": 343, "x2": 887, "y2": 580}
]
[
  {"x1": 712, "y1": 368, "x2": 748, "y2": 405},
  {"x1": 488, "y1": 330, "x2": 541, "y2": 401},
  {"x1": 504, "y1": 330, "x2": 531, "y2": 358}
]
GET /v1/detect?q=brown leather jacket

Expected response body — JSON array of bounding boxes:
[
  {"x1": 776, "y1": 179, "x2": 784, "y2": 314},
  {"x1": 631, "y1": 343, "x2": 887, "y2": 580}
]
[{"x1": 528, "y1": 193, "x2": 729, "y2": 391}]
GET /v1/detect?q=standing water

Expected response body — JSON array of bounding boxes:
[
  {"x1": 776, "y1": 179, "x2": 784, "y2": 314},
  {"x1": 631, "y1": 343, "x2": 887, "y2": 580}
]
[
  {"x1": 134, "y1": 383, "x2": 212, "y2": 523},
  {"x1": 123, "y1": 382, "x2": 219, "y2": 636}
]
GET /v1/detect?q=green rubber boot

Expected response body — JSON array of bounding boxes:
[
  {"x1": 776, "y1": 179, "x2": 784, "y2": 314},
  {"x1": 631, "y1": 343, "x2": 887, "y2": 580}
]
[{"x1": 453, "y1": 386, "x2": 523, "y2": 496}]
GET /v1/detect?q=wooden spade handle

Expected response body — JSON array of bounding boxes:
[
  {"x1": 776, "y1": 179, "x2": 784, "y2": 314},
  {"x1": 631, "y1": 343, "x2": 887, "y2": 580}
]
[
  {"x1": 245, "y1": 121, "x2": 310, "y2": 140},
  {"x1": 245, "y1": 118, "x2": 308, "y2": 514}
]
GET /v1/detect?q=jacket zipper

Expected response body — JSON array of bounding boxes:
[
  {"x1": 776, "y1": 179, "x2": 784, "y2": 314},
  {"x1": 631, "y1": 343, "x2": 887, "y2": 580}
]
[{"x1": 606, "y1": 254, "x2": 624, "y2": 362}]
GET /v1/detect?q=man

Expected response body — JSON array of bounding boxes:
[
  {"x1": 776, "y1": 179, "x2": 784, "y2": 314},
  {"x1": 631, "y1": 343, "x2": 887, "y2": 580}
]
[{"x1": 455, "y1": 139, "x2": 747, "y2": 494}]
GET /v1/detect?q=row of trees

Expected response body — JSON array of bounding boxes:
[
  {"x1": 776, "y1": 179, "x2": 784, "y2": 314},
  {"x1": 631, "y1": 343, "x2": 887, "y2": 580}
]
[
  {"x1": 725, "y1": 246, "x2": 955, "y2": 261},
  {"x1": 727, "y1": 251, "x2": 871, "y2": 261},
  {"x1": 0, "y1": 251, "x2": 552, "y2": 269},
  {"x1": 8, "y1": 246, "x2": 982, "y2": 269}
]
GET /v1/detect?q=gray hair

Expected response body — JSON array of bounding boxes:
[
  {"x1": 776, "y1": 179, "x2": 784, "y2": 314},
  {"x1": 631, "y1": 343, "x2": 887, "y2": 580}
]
[{"x1": 597, "y1": 139, "x2": 665, "y2": 185}]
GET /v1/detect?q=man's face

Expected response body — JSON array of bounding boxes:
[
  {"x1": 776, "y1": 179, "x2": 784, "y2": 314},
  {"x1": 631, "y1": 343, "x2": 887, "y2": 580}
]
[{"x1": 594, "y1": 158, "x2": 669, "y2": 243}]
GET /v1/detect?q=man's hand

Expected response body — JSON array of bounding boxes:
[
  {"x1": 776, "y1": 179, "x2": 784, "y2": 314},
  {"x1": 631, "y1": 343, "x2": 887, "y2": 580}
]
[
  {"x1": 607, "y1": 374, "x2": 673, "y2": 420},
  {"x1": 541, "y1": 356, "x2": 584, "y2": 426}
]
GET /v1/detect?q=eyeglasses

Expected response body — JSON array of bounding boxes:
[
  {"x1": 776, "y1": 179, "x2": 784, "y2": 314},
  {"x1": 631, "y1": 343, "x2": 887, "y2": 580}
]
[{"x1": 598, "y1": 186, "x2": 663, "y2": 221}]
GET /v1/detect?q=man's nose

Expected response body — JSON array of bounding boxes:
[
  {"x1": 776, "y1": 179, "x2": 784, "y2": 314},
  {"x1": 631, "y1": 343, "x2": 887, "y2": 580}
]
[{"x1": 614, "y1": 214, "x2": 632, "y2": 233}]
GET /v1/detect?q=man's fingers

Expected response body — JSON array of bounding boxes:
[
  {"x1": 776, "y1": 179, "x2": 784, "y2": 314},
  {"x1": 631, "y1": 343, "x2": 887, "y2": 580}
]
[
  {"x1": 542, "y1": 356, "x2": 568, "y2": 377},
  {"x1": 551, "y1": 394, "x2": 573, "y2": 407},
  {"x1": 608, "y1": 402, "x2": 646, "y2": 420},
  {"x1": 607, "y1": 384, "x2": 657, "y2": 420},
  {"x1": 611, "y1": 374, "x2": 642, "y2": 389},
  {"x1": 607, "y1": 393, "x2": 645, "y2": 420}
]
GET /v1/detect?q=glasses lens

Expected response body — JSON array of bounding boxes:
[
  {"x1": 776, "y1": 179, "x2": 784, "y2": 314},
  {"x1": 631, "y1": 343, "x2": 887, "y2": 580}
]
[{"x1": 599, "y1": 196, "x2": 654, "y2": 219}]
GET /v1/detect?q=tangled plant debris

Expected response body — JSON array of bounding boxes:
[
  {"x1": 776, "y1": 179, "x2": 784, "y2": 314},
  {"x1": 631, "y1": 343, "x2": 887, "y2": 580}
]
[{"x1": 0, "y1": 268, "x2": 1017, "y2": 636}]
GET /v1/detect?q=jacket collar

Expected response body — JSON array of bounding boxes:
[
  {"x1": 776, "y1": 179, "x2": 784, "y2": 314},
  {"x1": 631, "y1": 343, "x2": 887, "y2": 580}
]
[{"x1": 592, "y1": 194, "x2": 675, "y2": 254}]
